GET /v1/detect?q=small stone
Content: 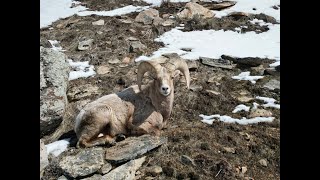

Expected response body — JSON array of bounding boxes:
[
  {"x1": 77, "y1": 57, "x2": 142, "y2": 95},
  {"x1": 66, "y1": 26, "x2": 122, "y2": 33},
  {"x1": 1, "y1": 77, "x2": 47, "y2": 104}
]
[
  {"x1": 162, "y1": 14, "x2": 170, "y2": 18},
  {"x1": 251, "y1": 65, "x2": 265, "y2": 76},
  {"x1": 258, "y1": 159, "x2": 268, "y2": 167},
  {"x1": 200, "y1": 57, "x2": 233, "y2": 70},
  {"x1": 92, "y1": 19, "x2": 104, "y2": 26},
  {"x1": 186, "y1": 60, "x2": 198, "y2": 71},
  {"x1": 78, "y1": 39, "x2": 94, "y2": 51},
  {"x1": 97, "y1": 31, "x2": 103, "y2": 35},
  {"x1": 200, "y1": 142, "x2": 210, "y2": 150},
  {"x1": 146, "y1": 165, "x2": 163, "y2": 176},
  {"x1": 129, "y1": 41, "x2": 147, "y2": 53},
  {"x1": 162, "y1": 19, "x2": 175, "y2": 26},
  {"x1": 181, "y1": 48, "x2": 192, "y2": 52},
  {"x1": 206, "y1": 90, "x2": 221, "y2": 95},
  {"x1": 190, "y1": 85, "x2": 203, "y2": 92},
  {"x1": 100, "y1": 163, "x2": 112, "y2": 174},
  {"x1": 97, "y1": 66, "x2": 111, "y2": 75},
  {"x1": 241, "y1": 166, "x2": 248, "y2": 174},
  {"x1": 223, "y1": 147, "x2": 236, "y2": 153},
  {"x1": 237, "y1": 96, "x2": 254, "y2": 103},
  {"x1": 181, "y1": 155, "x2": 196, "y2": 166},
  {"x1": 153, "y1": 17, "x2": 164, "y2": 26},
  {"x1": 263, "y1": 79, "x2": 280, "y2": 90},
  {"x1": 122, "y1": 57, "x2": 132, "y2": 64},
  {"x1": 102, "y1": 156, "x2": 146, "y2": 179},
  {"x1": 127, "y1": 37, "x2": 139, "y2": 41},
  {"x1": 108, "y1": 59, "x2": 121, "y2": 64},
  {"x1": 162, "y1": 166, "x2": 176, "y2": 177},
  {"x1": 119, "y1": 19, "x2": 133, "y2": 24},
  {"x1": 249, "y1": 109, "x2": 273, "y2": 118},
  {"x1": 130, "y1": 29, "x2": 136, "y2": 33}
]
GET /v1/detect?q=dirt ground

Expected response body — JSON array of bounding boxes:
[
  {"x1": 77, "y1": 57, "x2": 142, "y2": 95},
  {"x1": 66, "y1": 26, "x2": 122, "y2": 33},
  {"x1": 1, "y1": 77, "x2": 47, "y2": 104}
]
[{"x1": 41, "y1": 1, "x2": 280, "y2": 180}]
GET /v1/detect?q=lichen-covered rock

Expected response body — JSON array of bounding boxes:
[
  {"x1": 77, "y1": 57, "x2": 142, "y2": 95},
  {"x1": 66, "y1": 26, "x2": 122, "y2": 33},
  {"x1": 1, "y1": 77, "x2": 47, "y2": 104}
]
[
  {"x1": 102, "y1": 156, "x2": 146, "y2": 180},
  {"x1": 105, "y1": 135, "x2": 167, "y2": 164},
  {"x1": 135, "y1": 9, "x2": 159, "y2": 25},
  {"x1": 59, "y1": 147, "x2": 105, "y2": 178},
  {"x1": 177, "y1": 2, "x2": 214, "y2": 20},
  {"x1": 40, "y1": 47, "x2": 70, "y2": 137}
]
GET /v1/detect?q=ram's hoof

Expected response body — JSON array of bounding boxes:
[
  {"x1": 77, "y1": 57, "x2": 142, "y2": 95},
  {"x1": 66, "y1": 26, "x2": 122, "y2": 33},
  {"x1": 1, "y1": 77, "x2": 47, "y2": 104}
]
[{"x1": 116, "y1": 134, "x2": 126, "y2": 142}]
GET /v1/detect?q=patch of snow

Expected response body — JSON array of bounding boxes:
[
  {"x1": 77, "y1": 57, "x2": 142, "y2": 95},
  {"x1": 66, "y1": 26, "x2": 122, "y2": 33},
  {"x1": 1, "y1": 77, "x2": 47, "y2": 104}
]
[
  {"x1": 269, "y1": 61, "x2": 280, "y2": 67},
  {"x1": 232, "y1": 104, "x2": 250, "y2": 113},
  {"x1": 232, "y1": 72, "x2": 264, "y2": 84},
  {"x1": 250, "y1": 18, "x2": 273, "y2": 26},
  {"x1": 40, "y1": 0, "x2": 87, "y2": 28},
  {"x1": 41, "y1": 0, "x2": 149, "y2": 28},
  {"x1": 45, "y1": 139, "x2": 70, "y2": 157},
  {"x1": 235, "y1": 27, "x2": 241, "y2": 32},
  {"x1": 135, "y1": 25, "x2": 280, "y2": 62},
  {"x1": 199, "y1": 114, "x2": 274, "y2": 125},
  {"x1": 48, "y1": 40, "x2": 65, "y2": 52},
  {"x1": 180, "y1": 24, "x2": 185, "y2": 27},
  {"x1": 68, "y1": 59, "x2": 96, "y2": 80},
  {"x1": 142, "y1": 0, "x2": 191, "y2": 6},
  {"x1": 252, "y1": 102, "x2": 260, "y2": 110},
  {"x1": 256, "y1": 96, "x2": 280, "y2": 109},
  {"x1": 213, "y1": 0, "x2": 280, "y2": 22},
  {"x1": 77, "y1": 5, "x2": 149, "y2": 16}
]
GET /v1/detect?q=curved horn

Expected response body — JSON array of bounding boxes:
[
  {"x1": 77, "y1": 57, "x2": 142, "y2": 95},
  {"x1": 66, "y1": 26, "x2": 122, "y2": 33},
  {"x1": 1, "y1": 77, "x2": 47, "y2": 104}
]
[
  {"x1": 137, "y1": 60, "x2": 162, "y2": 91},
  {"x1": 169, "y1": 58, "x2": 191, "y2": 89}
]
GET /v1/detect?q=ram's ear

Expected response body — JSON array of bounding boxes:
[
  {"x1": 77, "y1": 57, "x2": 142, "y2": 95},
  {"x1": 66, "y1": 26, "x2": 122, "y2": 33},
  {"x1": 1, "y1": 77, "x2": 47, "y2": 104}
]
[{"x1": 172, "y1": 70, "x2": 180, "y2": 78}]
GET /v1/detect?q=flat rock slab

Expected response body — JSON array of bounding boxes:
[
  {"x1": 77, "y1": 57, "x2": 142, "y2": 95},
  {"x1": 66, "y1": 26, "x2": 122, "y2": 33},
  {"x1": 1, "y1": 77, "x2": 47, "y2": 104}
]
[
  {"x1": 221, "y1": 55, "x2": 276, "y2": 67},
  {"x1": 200, "y1": 57, "x2": 234, "y2": 70},
  {"x1": 59, "y1": 147, "x2": 105, "y2": 178},
  {"x1": 105, "y1": 135, "x2": 167, "y2": 164},
  {"x1": 102, "y1": 156, "x2": 146, "y2": 180}
]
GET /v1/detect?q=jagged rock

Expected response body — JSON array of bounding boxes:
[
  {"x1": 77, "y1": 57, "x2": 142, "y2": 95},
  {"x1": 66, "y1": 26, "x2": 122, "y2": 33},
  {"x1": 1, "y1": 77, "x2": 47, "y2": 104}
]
[
  {"x1": 186, "y1": 60, "x2": 199, "y2": 71},
  {"x1": 105, "y1": 135, "x2": 167, "y2": 164},
  {"x1": 265, "y1": 68, "x2": 280, "y2": 76},
  {"x1": 59, "y1": 147, "x2": 105, "y2": 178},
  {"x1": 67, "y1": 84, "x2": 99, "y2": 101},
  {"x1": 92, "y1": 19, "x2": 104, "y2": 26},
  {"x1": 102, "y1": 156, "x2": 146, "y2": 180},
  {"x1": 135, "y1": 9, "x2": 159, "y2": 25},
  {"x1": 40, "y1": 47, "x2": 69, "y2": 137},
  {"x1": 40, "y1": 139, "x2": 49, "y2": 178},
  {"x1": 129, "y1": 41, "x2": 147, "y2": 53},
  {"x1": 153, "y1": 17, "x2": 164, "y2": 26},
  {"x1": 78, "y1": 39, "x2": 94, "y2": 51},
  {"x1": 200, "y1": 57, "x2": 234, "y2": 69},
  {"x1": 177, "y1": 2, "x2": 214, "y2": 20},
  {"x1": 263, "y1": 79, "x2": 280, "y2": 90}
]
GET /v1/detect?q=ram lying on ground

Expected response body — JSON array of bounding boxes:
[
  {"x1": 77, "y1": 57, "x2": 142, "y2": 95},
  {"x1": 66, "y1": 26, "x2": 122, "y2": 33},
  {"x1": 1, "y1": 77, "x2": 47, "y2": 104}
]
[{"x1": 74, "y1": 58, "x2": 191, "y2": 148}]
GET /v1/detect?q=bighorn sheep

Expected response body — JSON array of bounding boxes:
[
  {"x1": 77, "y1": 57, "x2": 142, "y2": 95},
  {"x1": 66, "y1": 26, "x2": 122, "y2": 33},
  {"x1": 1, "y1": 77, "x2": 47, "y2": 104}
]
[{"x1": 74, "y1": 58, "x2": 190, "y2": 148}]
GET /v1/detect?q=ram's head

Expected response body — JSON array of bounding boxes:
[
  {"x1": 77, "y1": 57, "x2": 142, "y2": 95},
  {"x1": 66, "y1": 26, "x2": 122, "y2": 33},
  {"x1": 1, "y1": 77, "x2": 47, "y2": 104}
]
[{"x1": 137, "y1": 58, "x2": 190, "y2": 96}]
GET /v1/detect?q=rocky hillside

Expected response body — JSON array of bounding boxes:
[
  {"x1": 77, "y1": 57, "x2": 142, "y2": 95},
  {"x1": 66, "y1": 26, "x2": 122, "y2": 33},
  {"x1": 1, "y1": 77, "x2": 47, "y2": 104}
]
[{"x1": 40, "y1": 0, "x2": 280, "y2": 179}]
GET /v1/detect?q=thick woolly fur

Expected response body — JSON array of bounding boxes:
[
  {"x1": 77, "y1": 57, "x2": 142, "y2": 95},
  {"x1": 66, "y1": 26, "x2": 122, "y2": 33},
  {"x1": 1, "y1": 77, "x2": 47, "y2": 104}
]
[{"x1": 75, "y1": 59, "x2": 190, "y2": 148}]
